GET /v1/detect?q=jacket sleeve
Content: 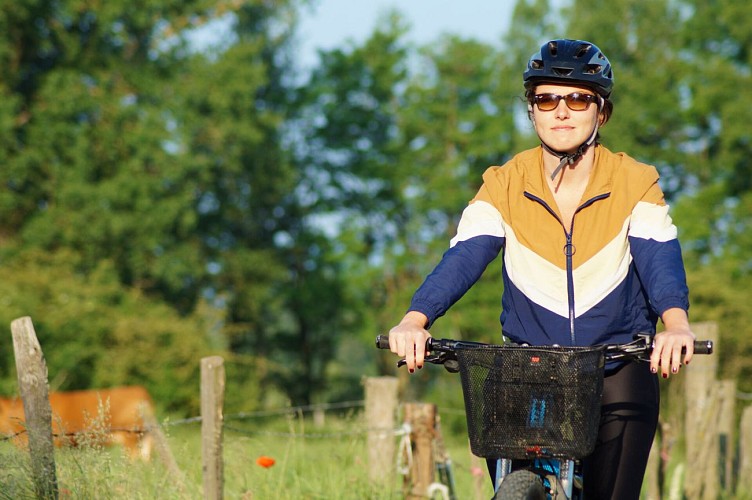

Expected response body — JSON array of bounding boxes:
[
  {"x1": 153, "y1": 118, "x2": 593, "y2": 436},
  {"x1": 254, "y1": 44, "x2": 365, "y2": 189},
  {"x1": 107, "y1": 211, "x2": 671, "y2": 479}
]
[
  {"x1": 628, "y1": 173, "x2": 689, "y2": 315},
  {"x1": 409, "y1": 199, "x2": 504, "y2": 328}
]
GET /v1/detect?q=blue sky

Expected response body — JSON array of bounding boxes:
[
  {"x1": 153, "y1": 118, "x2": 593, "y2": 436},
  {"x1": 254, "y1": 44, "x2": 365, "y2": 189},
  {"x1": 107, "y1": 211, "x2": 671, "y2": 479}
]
[{"x1": 296, "y1": 0, "x2": 516, "y2": 68}]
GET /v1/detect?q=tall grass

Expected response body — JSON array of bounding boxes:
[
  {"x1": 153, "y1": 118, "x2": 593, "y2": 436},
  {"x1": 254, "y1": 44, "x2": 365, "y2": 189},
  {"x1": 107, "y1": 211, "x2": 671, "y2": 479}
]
[
  {"x1": 0, "y1": 436, "x2": 187, "y2": 499},
  {"x1": 0, "y1": 411, "x2": 493, "y2": 499}
]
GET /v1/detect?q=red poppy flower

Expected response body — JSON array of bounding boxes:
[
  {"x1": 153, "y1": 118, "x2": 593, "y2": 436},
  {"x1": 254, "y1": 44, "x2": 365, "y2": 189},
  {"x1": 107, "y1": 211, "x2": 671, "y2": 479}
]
[{"x1": 256, "y1": 456, "x2": 276, "y2": 468}]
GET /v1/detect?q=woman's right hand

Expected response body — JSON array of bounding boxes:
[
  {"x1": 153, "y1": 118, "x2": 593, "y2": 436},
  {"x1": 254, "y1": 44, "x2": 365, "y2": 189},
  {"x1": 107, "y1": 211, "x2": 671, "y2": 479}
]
[{"x1": 388, "y1": 311, "x2": 431, "y2": 373}]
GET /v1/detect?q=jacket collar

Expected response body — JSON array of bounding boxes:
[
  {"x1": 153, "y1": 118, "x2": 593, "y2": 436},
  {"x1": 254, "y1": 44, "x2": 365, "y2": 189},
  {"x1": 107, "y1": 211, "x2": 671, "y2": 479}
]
[{"x1": 523, "y1": 145, "x2": 614, "y2": 204}]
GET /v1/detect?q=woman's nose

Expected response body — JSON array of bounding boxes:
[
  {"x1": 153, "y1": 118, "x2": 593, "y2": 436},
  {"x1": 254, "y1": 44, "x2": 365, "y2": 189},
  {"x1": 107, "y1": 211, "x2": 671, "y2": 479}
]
[{"x1": 555, "y1": 99, "x2": 570, "y2": 118}]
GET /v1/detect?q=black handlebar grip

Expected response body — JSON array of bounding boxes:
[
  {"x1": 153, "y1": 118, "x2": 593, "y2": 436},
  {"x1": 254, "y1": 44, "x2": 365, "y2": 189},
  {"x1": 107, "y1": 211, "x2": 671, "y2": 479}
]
[
  {"x1": 376, "y1": 335, "x2": 390, "y2": 350},
  {"x1": 694, "y1": 340, "x2": 713, "y2": 355}
]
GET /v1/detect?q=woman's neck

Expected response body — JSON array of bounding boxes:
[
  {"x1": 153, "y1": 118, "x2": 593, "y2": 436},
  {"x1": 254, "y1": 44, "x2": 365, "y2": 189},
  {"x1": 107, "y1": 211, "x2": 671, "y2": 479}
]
[{"x1": 543, "y1": 144, "x2": 597, "y2": 190}]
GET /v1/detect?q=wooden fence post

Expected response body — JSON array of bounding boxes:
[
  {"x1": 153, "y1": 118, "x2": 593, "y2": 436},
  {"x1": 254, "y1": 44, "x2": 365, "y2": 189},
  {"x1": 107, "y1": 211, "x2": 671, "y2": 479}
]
[
  {"x1": 364, "y1": 376, "x2": 398, "y2": 485},
  {"x1": 10, "y1": 316, "x2": 58, "y2": 500},
  {"x1": 684, "y1": 321, "x2": 719, "y2": 500},
  {"x1": 201, "y1": 356, "x2": 225, "y2": 500},
  {"x1": 738, "y1": 405, "x2": 752, "y2": 495},
  {"x1": 403, "y1": 402, "x2": 436, "y2": 499}
]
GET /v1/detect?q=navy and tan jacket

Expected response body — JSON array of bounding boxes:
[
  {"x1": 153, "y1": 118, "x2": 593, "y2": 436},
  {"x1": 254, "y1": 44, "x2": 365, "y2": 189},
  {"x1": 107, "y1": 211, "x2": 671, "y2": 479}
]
[{"x1": 409, "y1": 145, "x2": 689, "y2": 347}]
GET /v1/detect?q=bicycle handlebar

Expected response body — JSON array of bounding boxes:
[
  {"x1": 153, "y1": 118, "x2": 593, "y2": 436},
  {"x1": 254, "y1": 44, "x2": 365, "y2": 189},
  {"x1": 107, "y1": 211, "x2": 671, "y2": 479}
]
[
  {"x1": 376, "y1": 334, "x2": 713, "y2": 370},
  {"x1": 691, "y1": 339, "x2": 714, "y2": 355}
]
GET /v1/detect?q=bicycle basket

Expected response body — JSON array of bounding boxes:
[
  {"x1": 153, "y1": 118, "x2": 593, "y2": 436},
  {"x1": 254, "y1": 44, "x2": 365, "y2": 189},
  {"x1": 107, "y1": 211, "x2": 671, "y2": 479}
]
[{"x1": 455, "y1": 344, "x2": 605, "y2": 460}]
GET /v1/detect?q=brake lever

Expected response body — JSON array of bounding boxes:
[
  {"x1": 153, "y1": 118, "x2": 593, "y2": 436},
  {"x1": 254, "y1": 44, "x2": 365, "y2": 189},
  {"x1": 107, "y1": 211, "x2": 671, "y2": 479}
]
[
  {"x1": 395, "y1": 352, "x2": 460, "y2": 373},
  {"x1": 396, "y1": 353, "x2": 444, "y2": 368}
]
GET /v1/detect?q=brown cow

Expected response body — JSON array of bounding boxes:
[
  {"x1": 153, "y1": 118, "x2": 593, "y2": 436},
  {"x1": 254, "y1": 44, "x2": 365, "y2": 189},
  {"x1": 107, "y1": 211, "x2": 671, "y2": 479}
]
[{"x1": 0, "y1": 386, "x2": 155, "y2": 460}]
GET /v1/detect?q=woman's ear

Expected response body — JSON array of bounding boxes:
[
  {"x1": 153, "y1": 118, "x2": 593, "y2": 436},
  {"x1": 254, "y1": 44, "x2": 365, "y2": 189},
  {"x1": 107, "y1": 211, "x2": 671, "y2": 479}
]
[{"x1": 597, "y1": 95, "x2": 609, "y2": 126}]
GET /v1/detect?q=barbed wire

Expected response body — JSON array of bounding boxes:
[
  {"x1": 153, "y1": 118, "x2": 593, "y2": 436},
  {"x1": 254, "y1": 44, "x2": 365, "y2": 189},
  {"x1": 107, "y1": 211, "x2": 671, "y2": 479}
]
[
  {"x1": 0, "y1": 427, "x2": 151, "y2": 442},
  {"x1": 162, "y1": 416, "x2": 202, "y2": 427},
  {"x1": 162, "y1": 399, "x2": 367, "y2": 427},
  {"x1": 223, "y1": 423, "x2": 399, "y2": 439},
  {"x1": 5, "y1": 390, "x2": 752, "y2": 446},
  {"x1": 0, "y1": 430, "x2": 26, "y2": 443},
  {"x1": 226, "y1": 399, "x2": 365, "y2": 419},
  {"x1": 0, "y1": 400, "x2": 469, "y2": 442},
  {"x1": 0, "y1": 423, "x2": 409, "y2": 442}
]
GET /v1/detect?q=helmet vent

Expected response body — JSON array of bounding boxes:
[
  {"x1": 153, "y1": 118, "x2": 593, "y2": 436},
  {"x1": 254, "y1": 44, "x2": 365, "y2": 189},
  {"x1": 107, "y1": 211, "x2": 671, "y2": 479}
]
[
  {"x1": 548, "y1": 41, "x2": 558, "y2": 56},
  {"x1": 531, "y1": 59, "x2": 544, "y2": 70},
  {"x1": 552, "y1": 66, "x2": 573, "y2": 76},
  {"x1": 584, "y1": 64, "x2": 602, "y2": 75},
  {"x1": 575, "y1": 44, "x2": 592, "y2": 58}
]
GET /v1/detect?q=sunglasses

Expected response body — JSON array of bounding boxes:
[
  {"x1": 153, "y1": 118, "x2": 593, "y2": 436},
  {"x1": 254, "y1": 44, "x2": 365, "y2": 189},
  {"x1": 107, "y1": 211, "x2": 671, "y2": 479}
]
[{"x1": 533, "y1": 92, "x2": 599, "y2": 112}]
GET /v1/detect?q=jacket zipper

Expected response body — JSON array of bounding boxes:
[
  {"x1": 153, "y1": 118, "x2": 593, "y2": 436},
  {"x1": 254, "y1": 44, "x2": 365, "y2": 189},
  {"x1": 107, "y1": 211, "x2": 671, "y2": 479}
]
[
  {"x1": 524, "y1": 192, "x2": 610, "y2": 345},
  {"x1": 564, "y1": 225, "x2": 576, "y2": 344}
]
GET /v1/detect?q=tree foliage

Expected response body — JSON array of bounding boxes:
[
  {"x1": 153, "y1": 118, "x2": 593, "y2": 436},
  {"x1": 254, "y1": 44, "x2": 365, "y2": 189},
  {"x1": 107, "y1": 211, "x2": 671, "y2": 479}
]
[
  {"x1": 0, "y1": 249, "x2": 215, "y2": 414},
  {"x1": 0, "y1": 0, "x2": 295, "y2": 412},
  {"x1": 0, "y1": 0, "x2": 749, "y2": 412}
]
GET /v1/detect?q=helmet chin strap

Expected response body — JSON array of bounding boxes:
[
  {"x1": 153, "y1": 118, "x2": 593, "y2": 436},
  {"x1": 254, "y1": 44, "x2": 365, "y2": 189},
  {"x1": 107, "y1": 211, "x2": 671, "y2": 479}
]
[{"x1": 543, "y1": 121, "x2": 599, "y2": 181}]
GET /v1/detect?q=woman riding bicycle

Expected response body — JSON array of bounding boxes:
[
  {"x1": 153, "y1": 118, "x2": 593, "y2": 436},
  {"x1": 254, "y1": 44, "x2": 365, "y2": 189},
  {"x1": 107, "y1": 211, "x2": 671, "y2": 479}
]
[{"x1": 387, "y1": 38, "x2": 696, "y2": 499}]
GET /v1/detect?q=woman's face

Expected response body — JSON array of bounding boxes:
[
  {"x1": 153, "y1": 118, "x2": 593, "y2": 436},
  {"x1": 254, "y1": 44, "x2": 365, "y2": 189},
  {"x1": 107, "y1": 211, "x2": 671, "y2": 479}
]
[{"x1": 531, "y1": 83, "x2": 602, "y2": 154}]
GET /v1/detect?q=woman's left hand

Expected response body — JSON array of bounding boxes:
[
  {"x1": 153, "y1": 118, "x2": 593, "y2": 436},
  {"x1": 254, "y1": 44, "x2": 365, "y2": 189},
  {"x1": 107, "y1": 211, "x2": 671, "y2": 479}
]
[{"x1": 651, "y1": 308, "x2": 696, "y2": 378}]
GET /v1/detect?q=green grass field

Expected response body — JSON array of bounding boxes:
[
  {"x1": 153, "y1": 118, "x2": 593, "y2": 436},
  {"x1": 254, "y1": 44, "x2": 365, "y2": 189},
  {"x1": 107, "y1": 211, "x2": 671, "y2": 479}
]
[
  {"x1": 3, "y1": 405, "x2": 735, "y2": 499},
  {"x1": 0, "y1": 412, "x2": 494, "y2": 499}
]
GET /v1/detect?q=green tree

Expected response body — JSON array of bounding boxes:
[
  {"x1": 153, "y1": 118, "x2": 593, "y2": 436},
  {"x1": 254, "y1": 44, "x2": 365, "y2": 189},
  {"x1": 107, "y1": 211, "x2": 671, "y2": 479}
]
[
  {"x1": 295, "y1": 11, "x2": 528, "y2": 392},
  {"x1": 388, "y1": 34, "x2": 523, "y2": 344},
  {"x1": 0, "y1": 0, "x2": 299, "y2": 412},
  {"x1": 0, "y1": 249, "x2": 217, "y2": 415},
  {"x1": 286, "y1": 11, "x2": 412, "y2": 400}
]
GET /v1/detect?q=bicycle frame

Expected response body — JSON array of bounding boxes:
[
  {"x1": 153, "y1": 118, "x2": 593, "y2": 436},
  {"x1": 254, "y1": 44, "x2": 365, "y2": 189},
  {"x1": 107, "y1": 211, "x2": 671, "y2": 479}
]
[{"x1": 494, "y1": 456, "x2": 577, "y2": 498}]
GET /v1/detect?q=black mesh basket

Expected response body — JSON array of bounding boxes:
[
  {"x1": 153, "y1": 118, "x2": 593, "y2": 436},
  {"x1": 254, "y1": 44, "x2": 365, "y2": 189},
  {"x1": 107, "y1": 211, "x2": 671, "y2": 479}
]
[{"x1": 455, "y1": 344, "x2": 606, "y2": 460}]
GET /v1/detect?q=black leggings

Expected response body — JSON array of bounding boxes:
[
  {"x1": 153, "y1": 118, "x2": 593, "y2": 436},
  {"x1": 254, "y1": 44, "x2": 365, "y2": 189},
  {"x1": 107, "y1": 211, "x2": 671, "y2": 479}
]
[
  {"x1": 582, "y1": 361, "x2": 659, "y2": 499},
  {"x1": 486, "y1": 361, "x2": 659, "y2": 499}
]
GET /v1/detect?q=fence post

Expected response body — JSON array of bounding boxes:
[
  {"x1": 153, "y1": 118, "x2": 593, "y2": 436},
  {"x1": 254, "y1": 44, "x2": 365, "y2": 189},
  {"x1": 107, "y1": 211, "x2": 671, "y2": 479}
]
[
  {"x1": 10, "y1": 316, "x2": 58, "y2": 499},
  {"x1": 364, "y1": 376, "x2": 398, "y2": 486},
  {"x1": 403, "y1": 402, "x2": 436, "y2": 499},
  {"x1": 10, "y1": 316, "x2": 58, "y2": 500},
  {"x1": 738, "y1": 405, "x2": 752, "y2": 495},
  {"x1": 201, "y1": 356, "x2": 225, "y2": 500},
  {"x1": 684, "y1": 321, "x2": 719, "y2": 500}
]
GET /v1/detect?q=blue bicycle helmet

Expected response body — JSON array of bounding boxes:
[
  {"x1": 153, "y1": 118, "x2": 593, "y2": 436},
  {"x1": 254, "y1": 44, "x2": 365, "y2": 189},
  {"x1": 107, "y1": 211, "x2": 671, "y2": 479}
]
[{"x1": 523, "y1": 39, "x2": 614, "y2": 98}]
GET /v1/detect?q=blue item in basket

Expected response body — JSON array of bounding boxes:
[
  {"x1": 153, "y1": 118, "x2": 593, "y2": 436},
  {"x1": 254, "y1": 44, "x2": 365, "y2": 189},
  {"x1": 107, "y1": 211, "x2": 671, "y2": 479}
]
[{"x1": 528, "y1": 398, "x2": 547, "y2": 428}]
